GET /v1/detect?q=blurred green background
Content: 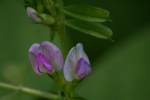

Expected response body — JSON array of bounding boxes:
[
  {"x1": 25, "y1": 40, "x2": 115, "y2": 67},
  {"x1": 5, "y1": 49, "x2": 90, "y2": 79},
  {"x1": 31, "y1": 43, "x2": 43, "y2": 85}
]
[{"x1": 0, "y1": 0, "x2": 150, "y2": 100}]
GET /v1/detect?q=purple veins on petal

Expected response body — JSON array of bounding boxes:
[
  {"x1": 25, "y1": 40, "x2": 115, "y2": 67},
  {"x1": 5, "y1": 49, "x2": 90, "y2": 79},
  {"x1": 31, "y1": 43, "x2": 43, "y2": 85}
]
[
  {"x1": 40, "y1": 41, "x2": 64, "y2": 71},
  {"x1": 64, "y1": 43, "x2": 91, "y2": 82},
  {"x1": 76, "y1": 58, "x2": 91, "y2": 79},
  {"x1": 36, "y1": 53, "x2": 52, "y2": 73},
  {"x1": 28, "y1": 41, "x2": 64, "y2": 75}
]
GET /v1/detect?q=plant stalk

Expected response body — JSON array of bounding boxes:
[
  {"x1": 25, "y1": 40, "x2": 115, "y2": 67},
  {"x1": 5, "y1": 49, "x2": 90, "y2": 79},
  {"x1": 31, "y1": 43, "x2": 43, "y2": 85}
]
[
  {"x1": 55, "y1": 0, "x2": 66, "y2": 51},
  {"x1": 0, "y1": 82, "x2": 59, "y2": 100}
]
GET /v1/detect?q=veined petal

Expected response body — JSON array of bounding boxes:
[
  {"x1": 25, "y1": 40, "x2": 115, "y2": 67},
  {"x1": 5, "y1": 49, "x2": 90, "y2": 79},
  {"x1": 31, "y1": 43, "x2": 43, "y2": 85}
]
[
  {"x1": 36, "y1": 53, "x2": 52, "y2": 73},
  {"x1": 40, "y1": 41, "x2": 64, "y2": 71},
  {"x1": 64, "y1": 43, "x2": 91, "y2": 81},
  {"x1": 76, "y1": 58, "x2": 91, "y2": 79}
]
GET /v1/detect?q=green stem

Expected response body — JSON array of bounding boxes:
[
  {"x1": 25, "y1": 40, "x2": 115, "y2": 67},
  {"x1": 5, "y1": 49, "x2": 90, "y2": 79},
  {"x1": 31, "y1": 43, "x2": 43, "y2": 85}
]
[
  {"x1": 46, "y1": 0, "x2": 75, "y2": 99},
  {"x1": 63, "y1": 83, "x2": 76, "y2": 100},
  {"x1": 0, "y1": 82, "x2": 59, "y2": 100},
  {"x1": 55, "y1": 0, "x2": 66, "y2": 51},
  {"x1": 44, "y1": 0, "x2": 56, "y2": 42},
  {"x1": 49, "y1": 28, "x2": 55, "y2": 41}
]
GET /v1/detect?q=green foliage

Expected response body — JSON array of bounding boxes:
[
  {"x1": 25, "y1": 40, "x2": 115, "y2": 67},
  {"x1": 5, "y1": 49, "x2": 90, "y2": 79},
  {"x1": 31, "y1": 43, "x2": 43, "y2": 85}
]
[
  {"x1": 1, "y1": 0, "x2": 150, "y2": 100},
  {"x1": 65, "y1": 19, "x2": 112, "y2": 39},
  {"x1": 24, "y1": 0, "x2": 112, "y2": 40},
  {"x1": 63, "y1": 4, "x2": 112, "y2": 39},
  {"x1": 63, "y1": 4, "x2": 110, "y2": 22}
]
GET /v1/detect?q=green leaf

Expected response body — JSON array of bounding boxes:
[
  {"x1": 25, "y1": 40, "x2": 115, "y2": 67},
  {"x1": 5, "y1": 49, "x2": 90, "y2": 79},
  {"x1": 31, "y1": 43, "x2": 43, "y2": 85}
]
[
  {"x1": 65, "y1": 19, "x2": 113, "y2": 39},
  {"x1": 63, "y1": 4, "x2": 110, "y2": 22}
]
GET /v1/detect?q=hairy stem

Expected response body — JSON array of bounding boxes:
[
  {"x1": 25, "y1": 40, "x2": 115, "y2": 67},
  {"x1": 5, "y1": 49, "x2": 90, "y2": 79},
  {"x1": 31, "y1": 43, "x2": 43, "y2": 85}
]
[{"x1": 0, "y1": 82, "x2": 59, "y2": 100}]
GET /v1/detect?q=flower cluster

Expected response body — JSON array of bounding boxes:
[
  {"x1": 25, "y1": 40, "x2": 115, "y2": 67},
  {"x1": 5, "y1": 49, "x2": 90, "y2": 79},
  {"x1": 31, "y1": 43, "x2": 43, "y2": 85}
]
[{"x1": 29, "y1": 41, "x2": 91, "y2": 82}]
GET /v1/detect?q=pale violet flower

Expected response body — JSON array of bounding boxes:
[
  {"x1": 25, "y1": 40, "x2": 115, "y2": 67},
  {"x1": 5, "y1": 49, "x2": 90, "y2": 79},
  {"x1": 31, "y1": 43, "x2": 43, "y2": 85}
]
[
  {"x1": 29, "y1": 41, "x2": 64, "y2": 75},
  {"x1": 64, "y1": 43, "x2": 91, "y2": 81},
  {"x1": 29, "y1": 41, "x2": 91, "y2": 81}
]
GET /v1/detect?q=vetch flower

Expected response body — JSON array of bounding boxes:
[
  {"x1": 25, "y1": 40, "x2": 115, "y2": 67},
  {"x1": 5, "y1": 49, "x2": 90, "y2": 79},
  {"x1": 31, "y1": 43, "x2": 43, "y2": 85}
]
[
  {"x1": 64, "y1": 43, "x2": 91, "y2": 82},
  {"x1": 29, "y1": 41, "x2": 64, "y2": 75},
  {"x1": 26, "y1": 7, "x2": 42, "y2": 23}
]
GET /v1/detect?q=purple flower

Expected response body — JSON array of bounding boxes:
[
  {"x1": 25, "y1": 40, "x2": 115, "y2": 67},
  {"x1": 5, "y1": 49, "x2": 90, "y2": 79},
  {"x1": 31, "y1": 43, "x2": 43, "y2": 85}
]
[
  {"x1": 26, "y1": 7, "x2": 42, "y2": 23},
  {"x1": 29, "y1": 41, "x2": 91, "y2": 80},
  {"x1": 29, "y1": 41, "x2": 64, "y2": 75},
  {"x1": 64, "y1": 43, "x2": 91, "y2": 82}
]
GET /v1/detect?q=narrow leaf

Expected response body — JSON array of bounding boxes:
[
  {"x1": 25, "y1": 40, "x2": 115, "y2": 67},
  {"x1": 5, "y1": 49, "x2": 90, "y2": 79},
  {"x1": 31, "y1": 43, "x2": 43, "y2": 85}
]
[
  {"x1": 63, "y1": 4, "x2": 110, "y2": 22},
  {"x1": 65, "y1": 19, "x2": 113, "y2": 39}
]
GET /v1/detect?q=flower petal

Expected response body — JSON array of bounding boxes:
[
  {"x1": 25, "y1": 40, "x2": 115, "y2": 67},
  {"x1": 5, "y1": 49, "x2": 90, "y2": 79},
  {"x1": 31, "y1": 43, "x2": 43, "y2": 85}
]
[
  {"x1": 76, "y1": 43, "x2": 89, "y2": 63},
  {"x1": 40, "y1": 41, "x2": 64, "y2": 71},
  {"x1": 76, "y1": 58, "x2": 91, "y2": 79},
  {"x1": 64, "y1": 46, "x2": 77, "y2": 81},
  {"x1": 36, "y1": 53, "x2": 52, "y2": 73},
  {"x1": 64, "y1": 43, "x2": 91, "y2": 81},
  {"x1": 29, "y1": 43, "x2": 41, "y2": 74},
  {"x1": 29, "y1": 43, "x2": 40, "y2": 54}
]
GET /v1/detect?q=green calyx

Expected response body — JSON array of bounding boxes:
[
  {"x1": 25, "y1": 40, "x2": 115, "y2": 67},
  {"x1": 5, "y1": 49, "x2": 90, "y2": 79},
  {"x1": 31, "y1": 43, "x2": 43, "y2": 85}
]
[{"x1": 39, "y1": 13, "x2": 55, "y2": 25}]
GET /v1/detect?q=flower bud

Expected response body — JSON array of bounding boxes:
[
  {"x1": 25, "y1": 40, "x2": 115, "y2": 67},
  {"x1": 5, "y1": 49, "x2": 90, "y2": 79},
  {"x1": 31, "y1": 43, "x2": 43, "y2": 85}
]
[
  {"x1": 29, "y1": 41, "x2": 64, "y2": 75},
  {"x1": 64, "y1": 43, "x2": 91, "y2": 82},
  {"x1": 39, "y1": 14, "x2": 55, "y2": 25},
  {"x1": 26, "y1": 7, "x2": 42, "y2": 23}
]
